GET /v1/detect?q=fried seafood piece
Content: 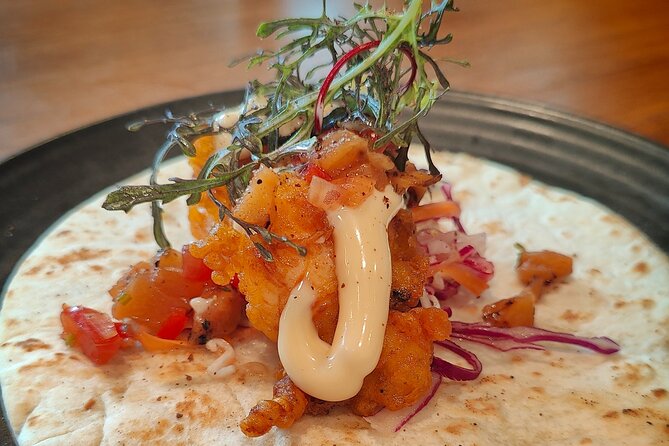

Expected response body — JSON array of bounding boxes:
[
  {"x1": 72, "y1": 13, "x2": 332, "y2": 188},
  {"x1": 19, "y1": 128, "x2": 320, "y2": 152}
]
[
  {"x1": 190, "y1": 168, "x2": 339, "y2": 342},
  {"x1": 388, "y1": 209, "x2": 430, "y2": 311},
  {"x1": 190, "y1": 127, "x2": 445, "y2": 434},
  {"x1": 240, "y1": 372, "x2": 308, "y2": 437},
  {"x1": 350, "y1": 307, "x2": 451, "y2": 416},
  {"x1": 190, "y1": 130, "x2": 435, "y2": 342}
]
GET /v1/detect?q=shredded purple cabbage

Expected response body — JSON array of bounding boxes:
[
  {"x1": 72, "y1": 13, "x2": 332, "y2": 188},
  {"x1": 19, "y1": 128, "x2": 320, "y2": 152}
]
[{"x1": 450, "y1": 321, "x2": 620, "y2": 354}]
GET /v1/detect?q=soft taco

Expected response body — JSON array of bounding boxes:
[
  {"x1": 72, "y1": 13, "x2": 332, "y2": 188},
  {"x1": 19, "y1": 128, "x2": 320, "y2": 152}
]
[
  {"x1": 1, "y1": 1, "x2": 668, "y2": 445},
  {"x1": 1, "y1": 149, "x2": 668, "y2": 445}
]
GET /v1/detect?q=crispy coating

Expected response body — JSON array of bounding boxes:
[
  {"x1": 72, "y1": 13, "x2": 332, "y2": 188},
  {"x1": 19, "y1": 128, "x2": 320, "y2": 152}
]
[
  {"x1": 191, "y1": 169, "x2": 338, "y2": 342},
  {"x1": 240, "y1": 373, "x2": 308, "y2": 437},
  {"x1": 188, "y1": 128, "x2": 446, "y2": 434},
  {"x1": 350, "y1": 307, "x2": 451, "y2": 416},
  {"x1": 190, "y1": 175, "x2": 428, "y2": 344},
  {"x1": 388, "y1": 209, "x2": 430, "y2": 311}
]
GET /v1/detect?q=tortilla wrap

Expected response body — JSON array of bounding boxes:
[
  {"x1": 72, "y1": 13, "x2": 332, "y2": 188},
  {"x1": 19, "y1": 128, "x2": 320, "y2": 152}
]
[{"x1": 1, "y1": 151, "x2": 667, "y2": 445}]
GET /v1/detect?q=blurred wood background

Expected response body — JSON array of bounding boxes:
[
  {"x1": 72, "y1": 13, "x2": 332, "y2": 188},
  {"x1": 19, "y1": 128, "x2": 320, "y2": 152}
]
[{"x1": 1, "y1": 0, "x2": 668, "y2": 161}]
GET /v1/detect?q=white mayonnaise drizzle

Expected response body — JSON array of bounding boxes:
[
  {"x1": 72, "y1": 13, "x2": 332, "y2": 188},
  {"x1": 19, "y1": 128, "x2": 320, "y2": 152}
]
[
  {"x1": 189, "y1": 296, "x2": 210, "y2": 315},
  {"x1": 206, "y1": 338, "x2": 236, "y2": 378},
  {"x1": 277, "y1": 186, "x2": 403, "y2": 401}
]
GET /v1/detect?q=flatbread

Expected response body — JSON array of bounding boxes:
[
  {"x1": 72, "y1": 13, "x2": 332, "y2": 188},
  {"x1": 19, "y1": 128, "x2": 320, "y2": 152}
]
[{"x1": 1, "y1": 151, "x2": 667, "y2": 445}]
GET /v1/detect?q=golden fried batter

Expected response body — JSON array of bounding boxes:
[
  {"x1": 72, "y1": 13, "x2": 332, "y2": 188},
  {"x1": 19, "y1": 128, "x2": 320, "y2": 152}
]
[
  {"x1": 388, "y1": 209, "x2": 430, "y2": 311},
  {"x1": 191, "y1": 169, "x2": 338, "y2": 342},
  {"x1": 188, "y1": 129, "x2": 447, "y2": 434},
  {"x1": 240, "y1": 372, "x2": 308, "y2": 437},
  {"x1": 351, "y1": 307, "x2": 451, "y2": 416}
]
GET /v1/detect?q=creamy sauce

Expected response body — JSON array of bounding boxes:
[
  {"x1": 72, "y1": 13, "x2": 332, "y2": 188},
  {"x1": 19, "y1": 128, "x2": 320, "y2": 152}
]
[
  {"x1": 189, "y1": 296, "x2": 210, "y2": 315},
  {"x1": 206, "y1": 338, "x2": 236, "y2": 378},
  {"x1": 212, "y1": 96, "x2": 268, "y2": 148},
  {"x1": 277, "y1": 186, "x2": 402, "y2": 401}
]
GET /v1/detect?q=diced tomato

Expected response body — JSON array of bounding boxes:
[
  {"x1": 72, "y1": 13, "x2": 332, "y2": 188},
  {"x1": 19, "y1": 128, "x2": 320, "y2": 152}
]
[
  {"x1": 182, "y1": 244, "x2": 213, "y2": 281},
  {"x1": 114, "y1": 321, "x2": 131, "y2": 339},
  {"x1": 156, "y1": 308, "x2": 189, "y2": 340},
  {"x1": 230, "y1": 273, "x2": 240, "y2": 290},
  {"x1": 109, "y1": 248, "x2": 206, "y2": 333},
  {"x1": 60, "y1": 305, "x2": 122, "y2": 365},
  {"x1": 303, "y1": 163, "x2": 333, "y2": 182}
]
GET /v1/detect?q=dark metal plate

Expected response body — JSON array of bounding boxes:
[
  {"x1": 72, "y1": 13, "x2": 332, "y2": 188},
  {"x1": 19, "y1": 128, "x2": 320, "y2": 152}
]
[{"x1": 1, "y1": 90, "x2": 667, "y2": 444}]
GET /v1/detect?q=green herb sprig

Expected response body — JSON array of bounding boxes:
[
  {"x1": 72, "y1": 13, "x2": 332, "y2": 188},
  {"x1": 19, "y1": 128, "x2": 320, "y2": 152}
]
[{"x1": 103, "y1": 0, "x2": 462, "y2": 255}]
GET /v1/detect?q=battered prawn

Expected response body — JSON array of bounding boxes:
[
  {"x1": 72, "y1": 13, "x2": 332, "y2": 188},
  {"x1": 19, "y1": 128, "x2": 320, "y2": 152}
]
[{"x1": 188, "y1": 129, "x2": 447, "y2": 434}]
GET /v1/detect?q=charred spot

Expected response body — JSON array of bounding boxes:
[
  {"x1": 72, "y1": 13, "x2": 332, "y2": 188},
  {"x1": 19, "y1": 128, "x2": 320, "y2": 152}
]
[
  {"x1": 391, "y1": 288, "x2": 412, "y2": 302},
  {"x1": 202, "y1": 320, "x2": 211, "y2": 331},
  {"x1": 197, "y1": 335, "x2": 207, "y2": 345}
]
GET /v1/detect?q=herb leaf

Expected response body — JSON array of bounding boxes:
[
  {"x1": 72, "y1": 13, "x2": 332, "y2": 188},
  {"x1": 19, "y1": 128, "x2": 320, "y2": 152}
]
[{"x1": 104, "y1": 1, "x2": 461, "y2": 252}]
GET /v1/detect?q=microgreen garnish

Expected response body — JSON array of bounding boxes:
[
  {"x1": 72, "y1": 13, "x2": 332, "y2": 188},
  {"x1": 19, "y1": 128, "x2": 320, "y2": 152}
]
[{"x1": 103, "y1": 0, "x2": 462, "y2": 255}]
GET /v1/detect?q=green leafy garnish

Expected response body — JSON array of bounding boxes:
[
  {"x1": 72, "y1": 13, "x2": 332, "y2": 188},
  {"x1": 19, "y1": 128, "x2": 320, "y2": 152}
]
[{"x1": 103, "y1": 0, "x2": 462, "y2": 255}]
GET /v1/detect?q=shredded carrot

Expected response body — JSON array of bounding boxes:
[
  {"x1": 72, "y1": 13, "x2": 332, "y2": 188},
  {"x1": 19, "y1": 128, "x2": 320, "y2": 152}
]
[
  {"x1": 411, "y1": 201, "x2": 461, "y2": 222},
  {"x1": 431, "y1": 262, "x2": 489, "y2": 296},
  {"x1": 136, "y1": 331, "x2": 189, "y2": 352}
]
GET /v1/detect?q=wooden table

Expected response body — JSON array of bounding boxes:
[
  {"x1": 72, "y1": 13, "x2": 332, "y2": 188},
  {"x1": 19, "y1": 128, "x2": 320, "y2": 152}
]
[{"x1": 1, "y1": 0, "x2": 668, "y2": 162}]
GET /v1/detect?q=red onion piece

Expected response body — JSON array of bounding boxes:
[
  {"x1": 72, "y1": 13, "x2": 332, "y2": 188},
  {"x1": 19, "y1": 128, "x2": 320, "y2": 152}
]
[
  {"x1": 441, "y1": 183, "x2": 465, "y2": 233},
  {"x1": 458, "y1": 244, "x2": 476, "y2": 259},
  {"x1": 432, "y1": 339, "x2": 482, "y2": 381},
  {"x1": 451, "y1": 321, "x2": 620, "y2": 354},
  {"x1": 432, "y1": 283, "x2": 459, "y2": 301},
  {"x1": 364, "y1": 372, "x2": 442, "y2": 433},
  {"x1": 458, "y1": 245, "x2": 494, "y2": 278},
  {"x1": 451, "y1": 333, "x2": 544, "y2": 352}
]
